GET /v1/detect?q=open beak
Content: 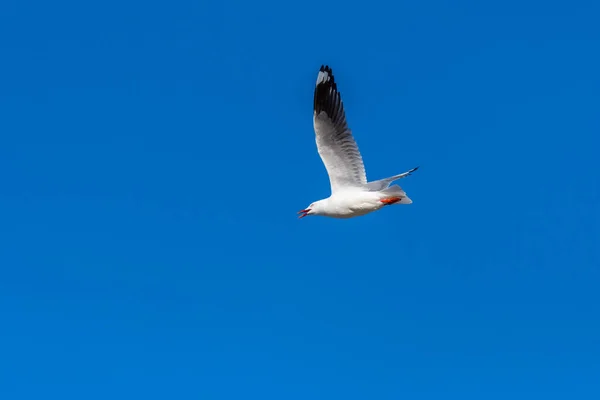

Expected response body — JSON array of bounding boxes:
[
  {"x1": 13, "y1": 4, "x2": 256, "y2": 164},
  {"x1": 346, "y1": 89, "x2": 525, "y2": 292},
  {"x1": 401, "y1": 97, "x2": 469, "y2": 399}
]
[{"x1": 297, "y1": 209, "x2": 310, "y2": 219}]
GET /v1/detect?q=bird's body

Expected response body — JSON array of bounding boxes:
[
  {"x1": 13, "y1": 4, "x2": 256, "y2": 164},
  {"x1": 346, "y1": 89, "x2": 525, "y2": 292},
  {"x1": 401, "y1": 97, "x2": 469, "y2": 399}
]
[
  {"x1": 298, "y1": 65, "x2": 418, "y2": 220},
  {"x1": 310, "y1": 188, "x2": 412, "y2": 219}
]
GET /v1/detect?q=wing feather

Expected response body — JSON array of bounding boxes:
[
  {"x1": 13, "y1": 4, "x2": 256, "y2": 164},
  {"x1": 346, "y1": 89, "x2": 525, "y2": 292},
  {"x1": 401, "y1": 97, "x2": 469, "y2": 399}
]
[{"x1": 313, "y1": 65, "x2": 366, "y2": 193}]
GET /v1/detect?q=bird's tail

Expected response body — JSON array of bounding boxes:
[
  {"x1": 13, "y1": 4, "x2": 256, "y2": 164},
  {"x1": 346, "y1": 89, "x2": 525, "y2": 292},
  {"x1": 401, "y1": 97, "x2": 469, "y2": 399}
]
[{"x1": 380, "y1": 185, "x2": 412, "y2": 204}]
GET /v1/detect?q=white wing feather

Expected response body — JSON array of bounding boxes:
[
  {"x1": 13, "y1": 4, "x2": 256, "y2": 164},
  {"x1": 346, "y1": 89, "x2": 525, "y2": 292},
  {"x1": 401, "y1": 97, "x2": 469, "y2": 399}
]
[{"x1": 313, "y1": 65, "x2": 366, "y2": 193}]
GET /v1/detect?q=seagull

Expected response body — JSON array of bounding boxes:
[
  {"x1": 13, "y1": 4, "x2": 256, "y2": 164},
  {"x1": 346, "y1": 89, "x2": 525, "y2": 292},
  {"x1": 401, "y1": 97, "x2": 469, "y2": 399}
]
[{"x1": 298, "y1": 65, "x2": 419, "y2": 219}]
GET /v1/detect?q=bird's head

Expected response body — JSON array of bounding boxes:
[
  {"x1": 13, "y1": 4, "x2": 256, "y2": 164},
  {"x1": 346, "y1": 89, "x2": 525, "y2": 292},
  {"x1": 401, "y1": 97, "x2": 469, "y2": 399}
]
[{"x1": 298, "y1": 200, "x2": 323, "y2": 219}]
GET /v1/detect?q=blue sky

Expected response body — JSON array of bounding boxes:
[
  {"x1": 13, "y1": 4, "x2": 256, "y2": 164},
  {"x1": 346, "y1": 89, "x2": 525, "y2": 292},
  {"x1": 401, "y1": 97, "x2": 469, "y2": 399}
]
[{"x1": 1, "y1": 0, "x2": 599, "y2": 398}]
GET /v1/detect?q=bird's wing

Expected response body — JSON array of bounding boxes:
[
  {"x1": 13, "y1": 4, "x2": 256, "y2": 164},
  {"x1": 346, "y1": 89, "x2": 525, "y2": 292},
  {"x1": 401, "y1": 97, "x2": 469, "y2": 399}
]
[
  {"x1": 364, "y1": 167, "x2": 419, "y2": 191},
  {"x1": 313, "y1": 65, "x2": 367, "y2": 194}
]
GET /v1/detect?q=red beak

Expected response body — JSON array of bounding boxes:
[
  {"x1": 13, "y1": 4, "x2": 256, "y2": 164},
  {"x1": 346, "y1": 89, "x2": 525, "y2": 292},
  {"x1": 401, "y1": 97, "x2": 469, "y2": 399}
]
[{"x1": 297, "y1": 209, "x2": 310, "y2": 219}]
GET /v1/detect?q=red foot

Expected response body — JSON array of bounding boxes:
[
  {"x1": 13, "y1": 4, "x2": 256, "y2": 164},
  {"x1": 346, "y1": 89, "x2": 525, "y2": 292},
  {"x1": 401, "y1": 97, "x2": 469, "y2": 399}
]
[{"x1": 380, "y1": 196, "x2": 402, "y2": 205}]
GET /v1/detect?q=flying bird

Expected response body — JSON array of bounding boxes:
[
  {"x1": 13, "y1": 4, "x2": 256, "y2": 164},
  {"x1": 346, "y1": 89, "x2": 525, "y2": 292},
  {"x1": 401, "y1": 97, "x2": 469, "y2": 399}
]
[{"x1": 298, "y1": 65, "x2": 418, "y2": 219}]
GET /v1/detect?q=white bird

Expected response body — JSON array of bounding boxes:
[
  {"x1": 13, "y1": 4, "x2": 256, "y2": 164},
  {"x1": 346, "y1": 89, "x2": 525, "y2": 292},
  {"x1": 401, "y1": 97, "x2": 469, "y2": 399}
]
[{"x1": 298, "y1": 65, "x2": 418, "y2": 219}]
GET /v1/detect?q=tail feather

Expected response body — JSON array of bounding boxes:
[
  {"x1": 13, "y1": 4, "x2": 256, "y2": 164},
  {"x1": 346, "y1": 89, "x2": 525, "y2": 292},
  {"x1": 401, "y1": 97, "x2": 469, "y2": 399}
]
[
  {"x1": 365, "y1": 166, "x2": 419, "y2": 191},
  {"x1": 380, "y1": 185, "x2": 412, "y2": 204}
]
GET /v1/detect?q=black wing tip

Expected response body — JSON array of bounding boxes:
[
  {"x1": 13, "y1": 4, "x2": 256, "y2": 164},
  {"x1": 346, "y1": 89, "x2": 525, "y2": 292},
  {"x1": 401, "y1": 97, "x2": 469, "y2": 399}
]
[
  {"x1": 316, "y1": 64, "x2": 336, "y2": 89},
  {"x1": 320, "y1": 64, "x2": 333, "y2": 74},
  {"x1": 314, "y1": 64, "x2": 341, "y2": 117}
]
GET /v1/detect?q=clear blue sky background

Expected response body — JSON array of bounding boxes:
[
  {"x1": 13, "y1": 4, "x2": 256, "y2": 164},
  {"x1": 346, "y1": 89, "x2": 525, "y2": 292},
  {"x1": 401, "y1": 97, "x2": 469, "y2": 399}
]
[{"x1": 1, "y1": 0, "x2": 599, "y2": 398}]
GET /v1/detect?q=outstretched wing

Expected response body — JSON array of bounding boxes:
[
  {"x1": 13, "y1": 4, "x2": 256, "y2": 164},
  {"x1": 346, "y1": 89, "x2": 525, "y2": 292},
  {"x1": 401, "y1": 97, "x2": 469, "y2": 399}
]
[
  {"x1": 313, "y1": 65, "x2": 367, "y2": 193},
  {"x1": 364, "y1": 167, "x2": 419, "y2": 191}
]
